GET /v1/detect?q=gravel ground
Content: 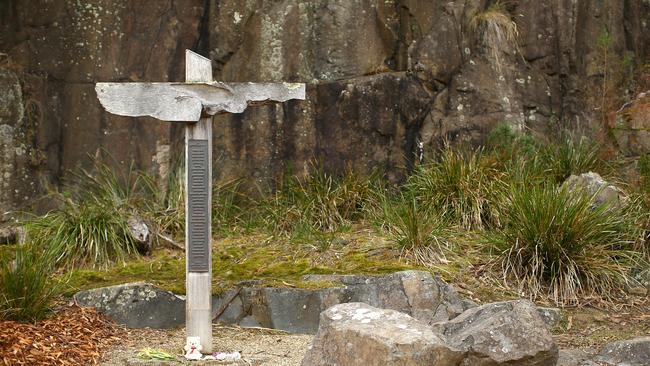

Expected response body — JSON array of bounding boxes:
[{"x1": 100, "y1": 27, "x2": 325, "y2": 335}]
[{"x1": 101, "y1": 325, "x2": 313, "y2": 366}]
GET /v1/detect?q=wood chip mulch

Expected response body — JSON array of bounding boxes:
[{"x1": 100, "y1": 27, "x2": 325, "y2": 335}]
[{"x1": 0, "y1": 305, "x2": 123, "y2": 366}]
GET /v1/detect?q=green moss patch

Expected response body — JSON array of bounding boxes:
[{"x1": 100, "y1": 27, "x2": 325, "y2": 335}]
[{"x1": 62, "y1": 229, "x2": 419, "y2": 296}]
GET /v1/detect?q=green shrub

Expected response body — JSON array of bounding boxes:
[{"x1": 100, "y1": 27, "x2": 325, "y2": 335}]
[
  {"x1": 486, "y1": 123, "x2": 538, "y2": 160},
  {"x1": 407, "y1": 146, "x2": 503, "y2": 230},
  {"x1": 24, "y1": 201, "x2": 138, "y2": 268},
  {"x1": 0, "y1": 245, "x2": 60, "y2": 322},
  {"x1": 487, "y1": 184, "x2": 641, "y2": 303}
]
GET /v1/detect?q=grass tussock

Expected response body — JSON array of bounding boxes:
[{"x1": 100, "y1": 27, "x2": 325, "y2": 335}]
[
  {"x1": 541, "y1": 135, "x2": 603, "y2": 183},
  {"x1": 487, "y1": 184, "x2": 641, "y2": 304},
  {"x1": 407, "y1": 145, "x2": 503, "y2": 230},
  {"x1": 0, "y1": 245, "x2": 60, "y2": 322},
  {"x1": 469, "y1": 1, "x2": 520, "y2": 73},
  {"x1": 378, "y1": 193, "x2": 449, "y2": 251},
  {"x1": 24, "y1": 158, "x2": 145, "y2": 269},
  {"x1": 24, "y1": 202, "x2": 138, "y2": 269},
  {"x1": 259, "y1": 166, "x2": 374, "y2": 237},
  {"x1": 141, "y1": 161, "x2": 186, "y2": 240}
]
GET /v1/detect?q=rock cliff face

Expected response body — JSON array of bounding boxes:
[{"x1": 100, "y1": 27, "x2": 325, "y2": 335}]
[{"x1": 0, "y1": 0, "x2": 649, "y2": 215}]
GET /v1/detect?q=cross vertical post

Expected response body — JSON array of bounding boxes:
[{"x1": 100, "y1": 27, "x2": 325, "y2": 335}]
[
  {"x1": 184, "y1": 50, "x2": 213, "y2": 353},
  {"x1": 95, "y1": 49, "x2": 305, "y2": 356}
]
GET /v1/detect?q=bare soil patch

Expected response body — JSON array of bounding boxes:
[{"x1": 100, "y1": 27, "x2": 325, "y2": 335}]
[{"x1": 100, "y1": 325, "x2": 313, "y2": 366}]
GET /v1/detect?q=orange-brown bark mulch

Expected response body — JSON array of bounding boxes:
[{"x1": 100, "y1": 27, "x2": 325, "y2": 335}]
[{"x1": 0, "y1": 305, "x2": 123, "y2": 366}]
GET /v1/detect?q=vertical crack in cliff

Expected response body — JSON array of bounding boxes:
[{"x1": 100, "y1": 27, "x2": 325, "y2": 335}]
[
  {"x1": 144, "y1": 0, "x2": 174, "y2": 79},
  {"x1": 194, "y1": 0, "x2": 211, "y2": 57}
]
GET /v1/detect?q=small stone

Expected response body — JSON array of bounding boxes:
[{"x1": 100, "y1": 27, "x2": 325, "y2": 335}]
[{"x1": 537, "y1": 306, "x2": 563, "y2": 328}]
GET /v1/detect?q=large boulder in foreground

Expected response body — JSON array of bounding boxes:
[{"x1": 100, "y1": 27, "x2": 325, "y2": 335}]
[
  {"x1": 74, "y1": 282, "x2": 184, "y2": 329},
  {"x1": 301, "y1": 302, "x2": 465, "y2": 366},
  {"x1": 595, "y1": 337, "x2": 650, "y2": 366},
  {"x1": 302, "y1": 300, "x2": 558, "y2": 366},
  {"x1": 432, "y1": 300, "x2": 558, "y2": 366}
]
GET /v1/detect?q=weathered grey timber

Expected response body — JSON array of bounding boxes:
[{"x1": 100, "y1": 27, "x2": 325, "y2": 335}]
[
  {"x1": 94, "y1": 49, "x2": 306, "y2": 354},
  {"x1": 183, "y1": 51, "x2": 214, "y2": 354},
  {"x1": 95, "y1": 82, "x2": 305, "y2": 121}
]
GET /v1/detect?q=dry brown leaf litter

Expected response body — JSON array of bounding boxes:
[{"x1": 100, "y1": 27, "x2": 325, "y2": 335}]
[{"x1": 0, "y1": 305, "x2": 123, "y2": 366}]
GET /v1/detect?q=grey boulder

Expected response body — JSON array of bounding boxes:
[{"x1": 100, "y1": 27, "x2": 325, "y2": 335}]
[
  {"x1": 301, "y1": 302, "x2": 465, "y2": 366},
  {"x1": 432, "y1": 300, "x2": 559, "y2": 366},
  {"x1": 562, "y1": 172, "x2": 627, "y2": 209},
  {"x1": 74, "y1": 282, "x2": 185, "y2": 328},
  {"x1": 303, "y1": 300, "x2": 558, "y2": 366},
  {"x1": 595, "y1": 337, "x2": 650, "y2": 366}
]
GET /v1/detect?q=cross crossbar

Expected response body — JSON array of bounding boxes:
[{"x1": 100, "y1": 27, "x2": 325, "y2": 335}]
[{"x1": 96, "y1": 81, "x2": 305, "y2": 121}]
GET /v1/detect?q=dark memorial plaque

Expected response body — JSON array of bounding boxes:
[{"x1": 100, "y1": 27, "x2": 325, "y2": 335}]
[{"x1": 187, "y1": 139, "x2": 210, "y2": 272}]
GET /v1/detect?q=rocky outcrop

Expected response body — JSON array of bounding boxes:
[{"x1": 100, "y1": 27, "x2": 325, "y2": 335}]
[
  {"x1": 74, "y1": 282, "x2": 185, "y2": 329},
  {"x1": 1, "y1": 0, "x2": 649, "y2": 214},
  {"x1": 595, "y1": 337, "x2": 650, "y2": 366},
  {"x1": 301, "y1": 302, "x2": 465, "y2": 366},
  {"x1": 0, "y1": 68, "x2": 42, "y2": 219},
  {"x1": 213, "y1": 270, "x2": 475, "y2": 333},
  {"x1": 303, "y1": 300, "x2": 558, "y2": 366},
  {"x1": 0, "y1": 0, "x2": 204, "y2": 216},
  {"x1": 74, "y1": 271, "x2": 474, "y2": 332},
  {"x1": 212, "y1": 72, "x2": 432, "y2": 185}
]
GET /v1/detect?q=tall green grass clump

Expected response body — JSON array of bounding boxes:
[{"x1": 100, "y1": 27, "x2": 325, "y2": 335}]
[
  {"x1": 486, "y1": 123, "x2": 538, "y2": 161},
  {"x1": 140, "y1": 161, "x2": 186, "y2": 240},
  {"x1": 25, "y1": 202, "x2": 138, "y2": 268},
  {"x1": 540, "y1": 135, "x2": 602, "y2": 182},
  {"x1": 260, "y1": 166, "x2": 374, "y2": 237},
  {"x1": 0, "y1": 245, "x2": 60, "y2": 322},
  {"x1": 487, "y1": 184, "x2": 640, "y2": 304},
  {"x1": 24, "y1": 158, "x2": 144, "y2": 268},
  {"x1": 407, "y1": 146, "x2": 503, "y2": 230},
  {"x1": 378, "y1": 192, "x2": 449, "y2": 259},
  {"x1": 485, "y1": 123, "x2": 550, "y2": 186},
  {"x1": 212, "y1": 179, "x2": 248, "y2": 234}
]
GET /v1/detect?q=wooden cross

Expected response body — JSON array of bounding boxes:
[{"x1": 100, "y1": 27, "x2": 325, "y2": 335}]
[{"x1": 95, "y1": 50, "x2": 305, "y2": 353}]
